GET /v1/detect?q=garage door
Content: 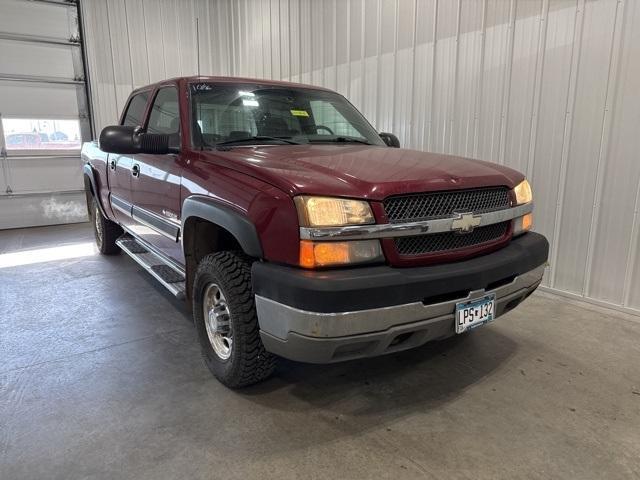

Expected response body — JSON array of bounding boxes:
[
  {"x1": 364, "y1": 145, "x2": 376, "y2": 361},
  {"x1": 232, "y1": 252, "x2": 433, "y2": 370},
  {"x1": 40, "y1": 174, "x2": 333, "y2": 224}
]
[{"x1": 0, "y1": 0, "x2": 91, "y2": 229}]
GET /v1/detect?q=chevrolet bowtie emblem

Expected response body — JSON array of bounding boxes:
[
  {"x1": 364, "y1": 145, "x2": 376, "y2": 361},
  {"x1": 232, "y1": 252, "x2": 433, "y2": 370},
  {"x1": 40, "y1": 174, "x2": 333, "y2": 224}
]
[{"x1": 451, "y1": 212, "x2": 481, "y2": 233}]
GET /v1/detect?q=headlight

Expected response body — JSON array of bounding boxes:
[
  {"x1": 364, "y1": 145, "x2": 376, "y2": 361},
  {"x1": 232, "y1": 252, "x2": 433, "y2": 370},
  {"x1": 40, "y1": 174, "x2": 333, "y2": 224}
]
[
  {"x1": 514, "y1": 179, "x2": 533, "y2": 205},
  {"x1": 299, "y1": 239, "x2": 383, "y2": 268},
  {"x1": 294, "y1": 196, "x2": 375, "y2": 227},
  {"x1": 513, "y1": 179, "x2": 533, "y2": 236}
]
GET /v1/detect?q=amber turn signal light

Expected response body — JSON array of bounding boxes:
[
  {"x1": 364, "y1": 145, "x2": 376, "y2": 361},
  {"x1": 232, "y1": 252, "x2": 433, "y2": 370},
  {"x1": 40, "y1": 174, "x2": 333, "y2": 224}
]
[
  {"x1": 299, "y1": 240, "x2": 383, "y2": 268},
  {"x1": 514, "y1": 213, "x2": 533, "y2": 236}
]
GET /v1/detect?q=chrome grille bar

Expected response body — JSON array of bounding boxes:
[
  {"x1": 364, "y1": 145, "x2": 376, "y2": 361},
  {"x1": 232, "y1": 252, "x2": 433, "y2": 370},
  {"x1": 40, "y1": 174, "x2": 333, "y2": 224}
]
[{"x1": 299, "y1": 202, "x2": 533, "y2": 241}]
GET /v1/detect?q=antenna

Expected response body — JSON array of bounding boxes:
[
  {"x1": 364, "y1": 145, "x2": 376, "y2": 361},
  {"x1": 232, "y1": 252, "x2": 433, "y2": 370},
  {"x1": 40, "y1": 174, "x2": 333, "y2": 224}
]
[{"x1": 196, "y1": 17, "x2": 200, "y2": 76}]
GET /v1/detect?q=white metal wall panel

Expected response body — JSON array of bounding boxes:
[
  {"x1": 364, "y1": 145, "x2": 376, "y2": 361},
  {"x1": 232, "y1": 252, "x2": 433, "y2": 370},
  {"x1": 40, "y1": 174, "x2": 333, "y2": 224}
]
[
  {"x1": 552, "y1": 0, "x2": 619, "y2": 294},
  {"x1": 82, "y1": 0, "x2": 640, "y2": 314},
  {"x1": 528, "y1": 0, "x2": 576, "y2": 288},
  {"x1": 502, "y1": 0, "x2": 542, "y2": 175},
  {"x1": 81, "y1": 0, "x2": 119, "y2": 132},
  {"x1": 591, "y1": 0, "x2": 640, "y2": 309},
  {"x1": 451, "y1": 0, "x2": 483, "y2": 158},
  {"x1": 81, "y1": 0, "x2": 233, "y2": 132}
]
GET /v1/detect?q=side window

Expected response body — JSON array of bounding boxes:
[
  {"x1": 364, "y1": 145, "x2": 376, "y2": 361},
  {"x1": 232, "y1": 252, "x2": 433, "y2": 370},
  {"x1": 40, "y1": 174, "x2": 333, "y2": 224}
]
[
  {"x1": 122, "y1": 92, "x2": 149, "y2": 126},
  {"x1": 147, "y1": 87, "x2": 180, "y2": 134}
]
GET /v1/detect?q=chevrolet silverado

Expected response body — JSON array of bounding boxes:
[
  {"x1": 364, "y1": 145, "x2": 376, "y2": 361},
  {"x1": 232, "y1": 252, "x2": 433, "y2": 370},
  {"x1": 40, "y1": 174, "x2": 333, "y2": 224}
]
[{"x1": 82, "y1": 76, "x2": 549, "y2": 388}]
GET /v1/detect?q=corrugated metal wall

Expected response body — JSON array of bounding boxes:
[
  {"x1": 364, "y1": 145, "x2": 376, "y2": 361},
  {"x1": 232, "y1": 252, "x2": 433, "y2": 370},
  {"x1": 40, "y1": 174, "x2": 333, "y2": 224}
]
[
  {"x1": 81, "y1": 0, "x2": 640, "y2": 314},
  {"x1": 80, "y1": 0, "x2": 234, "y2": 131}
]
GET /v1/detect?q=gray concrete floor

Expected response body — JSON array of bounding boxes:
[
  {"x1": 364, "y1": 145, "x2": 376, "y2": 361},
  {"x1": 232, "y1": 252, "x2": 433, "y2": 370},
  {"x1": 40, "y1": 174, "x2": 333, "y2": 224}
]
[{"x1": 1, "y1": 223, "x2": 639, "y2": 480}]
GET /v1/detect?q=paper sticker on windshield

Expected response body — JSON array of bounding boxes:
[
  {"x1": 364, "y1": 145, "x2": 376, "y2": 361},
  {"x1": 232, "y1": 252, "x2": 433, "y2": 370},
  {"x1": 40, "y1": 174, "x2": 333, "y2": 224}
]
[
  {"x1": 290, "y1": 109, "x2": 309, "y2": 117},
  {"x1": 191, "y1": 83, "x2": 212, "y2": 92}
]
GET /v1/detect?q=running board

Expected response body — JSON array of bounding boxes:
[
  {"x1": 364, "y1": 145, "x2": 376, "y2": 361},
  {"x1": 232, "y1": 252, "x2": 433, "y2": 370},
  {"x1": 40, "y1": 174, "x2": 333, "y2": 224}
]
[{"x1": 116, "y1": 234, "x2": 186, "y2": 300}]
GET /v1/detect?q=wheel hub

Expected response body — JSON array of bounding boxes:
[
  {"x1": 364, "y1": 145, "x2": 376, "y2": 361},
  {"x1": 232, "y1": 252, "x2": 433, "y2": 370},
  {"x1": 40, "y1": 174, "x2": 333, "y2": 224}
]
[
  {"x1": 208, "y1": 305, "x2": 230, "y2": 333},
  {"x1": 203, "y1": 283, "x2": 233, "y2": 360}
]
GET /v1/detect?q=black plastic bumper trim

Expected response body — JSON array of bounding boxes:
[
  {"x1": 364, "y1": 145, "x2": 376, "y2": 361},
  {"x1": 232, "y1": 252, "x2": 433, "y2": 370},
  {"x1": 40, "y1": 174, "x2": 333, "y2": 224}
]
[{"x1": 252, "y1": 232, "x2": 549, "y2": 313}]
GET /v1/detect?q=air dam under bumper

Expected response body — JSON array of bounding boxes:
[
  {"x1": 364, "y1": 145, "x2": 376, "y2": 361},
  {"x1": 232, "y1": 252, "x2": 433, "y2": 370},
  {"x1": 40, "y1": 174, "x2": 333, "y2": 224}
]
[{"x1": 252, "y1": 232, "x2": 549, "y2": 363}]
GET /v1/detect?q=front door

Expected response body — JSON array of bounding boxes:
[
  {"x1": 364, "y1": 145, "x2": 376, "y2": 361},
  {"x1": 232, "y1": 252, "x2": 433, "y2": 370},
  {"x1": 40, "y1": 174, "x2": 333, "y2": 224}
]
[
  {"x1": 130, "y1": 86, "x2": 183, "y2": 265},
  {"x1": 108, "y1": 90, "x2": 151, "y2": 228},
  {"x1": 107, "y1": 152, "x2": 135, "y2": 227}
]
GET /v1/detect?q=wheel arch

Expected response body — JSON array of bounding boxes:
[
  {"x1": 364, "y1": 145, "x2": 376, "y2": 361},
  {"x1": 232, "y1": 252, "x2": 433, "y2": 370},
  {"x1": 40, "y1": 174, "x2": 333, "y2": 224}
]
[
  {"x1": 83, "y1": 163, "x2": 107, "y2": 218},
  {"x1": 181, "y1": 196, "x2": 263, "y2": 302}
]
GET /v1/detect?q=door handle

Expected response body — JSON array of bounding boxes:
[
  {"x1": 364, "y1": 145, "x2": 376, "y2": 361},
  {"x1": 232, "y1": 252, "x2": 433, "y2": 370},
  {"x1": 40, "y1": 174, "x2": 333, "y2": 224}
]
[
  {"x1": 109, "y1": 159, "x2": 116, "y2": 170},
  {"x1": 132, "y1": 164, "x2": 140, "y2": 178}
]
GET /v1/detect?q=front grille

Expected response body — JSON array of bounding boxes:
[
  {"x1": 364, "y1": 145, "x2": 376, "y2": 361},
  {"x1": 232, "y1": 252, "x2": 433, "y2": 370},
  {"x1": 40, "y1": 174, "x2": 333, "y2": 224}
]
[
  {"x1": 395, "y1": 222, "x2": 510, "y2": 256},
  {"x1": 384, "y1": 187, "x2": 511, "y2": 223}
]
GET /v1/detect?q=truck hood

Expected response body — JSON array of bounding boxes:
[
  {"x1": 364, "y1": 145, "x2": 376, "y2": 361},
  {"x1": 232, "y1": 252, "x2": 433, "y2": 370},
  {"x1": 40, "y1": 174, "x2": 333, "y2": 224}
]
[{"x1": 205, "y1": 144, "x2": 524, "y2": 200}]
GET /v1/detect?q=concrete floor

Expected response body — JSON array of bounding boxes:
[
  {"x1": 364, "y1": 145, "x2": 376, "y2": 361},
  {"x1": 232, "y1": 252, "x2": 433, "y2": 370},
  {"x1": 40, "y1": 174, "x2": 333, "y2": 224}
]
[{"x1": 1, "y1": 223, "x2": 639, "y2": 480}]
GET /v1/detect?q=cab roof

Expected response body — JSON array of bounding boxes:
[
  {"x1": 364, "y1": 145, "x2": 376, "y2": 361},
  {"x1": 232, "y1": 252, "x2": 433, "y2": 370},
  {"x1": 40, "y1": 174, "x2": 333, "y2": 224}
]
[{"x1": 130, "y1": 76, "x2": 334, "y2": 95}]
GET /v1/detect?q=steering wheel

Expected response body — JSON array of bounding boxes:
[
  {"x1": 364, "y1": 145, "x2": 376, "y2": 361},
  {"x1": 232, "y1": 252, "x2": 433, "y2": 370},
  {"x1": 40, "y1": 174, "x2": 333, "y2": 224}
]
[{"x1": 313, "y1": 125, "x2": 334, "y2": 135}]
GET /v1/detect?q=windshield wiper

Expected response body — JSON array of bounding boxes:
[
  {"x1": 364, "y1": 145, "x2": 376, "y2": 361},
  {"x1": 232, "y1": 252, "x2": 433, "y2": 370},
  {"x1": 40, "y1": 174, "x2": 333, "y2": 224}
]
[
  {"x1": 309, "y1": 136, "x2": 373, "y2": 145},
  {"x1": 214, "y1": 135, "x2": 302, "y2": 149}
]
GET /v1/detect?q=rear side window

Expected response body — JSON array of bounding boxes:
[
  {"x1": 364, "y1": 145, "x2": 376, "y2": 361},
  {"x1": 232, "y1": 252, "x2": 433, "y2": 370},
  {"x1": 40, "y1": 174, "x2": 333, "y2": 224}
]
[
  {"x1": 122, "y1": 91, "x2": 150, "y2": 126},
  {"x1": 147, "y1": 87, "x2": 180, "y2": 134}
]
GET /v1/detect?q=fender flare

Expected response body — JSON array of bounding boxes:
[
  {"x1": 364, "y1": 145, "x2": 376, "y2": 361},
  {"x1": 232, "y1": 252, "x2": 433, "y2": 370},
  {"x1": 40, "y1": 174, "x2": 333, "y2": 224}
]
[
  {"x1": 181, "y1": 196, "x2": 263, "y2": 258},
  {"x1": 83, "y1": 163, "x2": 108, "y2": 218}
]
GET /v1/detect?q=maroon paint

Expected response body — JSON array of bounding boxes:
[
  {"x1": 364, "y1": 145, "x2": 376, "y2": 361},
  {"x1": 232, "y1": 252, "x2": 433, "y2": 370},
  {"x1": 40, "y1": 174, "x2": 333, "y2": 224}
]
[{"x1": 95, "y1": 76, "x2": 527, "y2": 268}]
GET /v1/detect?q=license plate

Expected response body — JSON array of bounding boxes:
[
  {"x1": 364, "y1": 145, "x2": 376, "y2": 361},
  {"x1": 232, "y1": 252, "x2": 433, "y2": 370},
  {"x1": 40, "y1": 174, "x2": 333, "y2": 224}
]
[{"x1": 455, "y1": 293, "x2": 496, "y2": 334}]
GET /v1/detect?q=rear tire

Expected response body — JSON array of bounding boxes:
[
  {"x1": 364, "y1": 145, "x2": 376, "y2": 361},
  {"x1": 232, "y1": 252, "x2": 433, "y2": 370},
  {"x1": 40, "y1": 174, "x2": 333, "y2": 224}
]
[
  {"x1": 91, "y1": 196, "x2": 122, "y2": 255},
  {"x1": 193, "y1": 251, "x2": 276, "y2": 388}
]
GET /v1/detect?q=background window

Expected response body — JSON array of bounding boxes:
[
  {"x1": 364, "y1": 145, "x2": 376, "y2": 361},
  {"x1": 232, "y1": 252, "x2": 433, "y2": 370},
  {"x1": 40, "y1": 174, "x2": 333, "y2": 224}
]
[
  {"x1": 122, "y1": 91, "x2": 150, "y2": 127},
  {"x1": 147, "y1": 88, "x2": 180, "y2": 134},
  {"x1": 2, "y1": 118, "x2": 81, "y2": 151}
]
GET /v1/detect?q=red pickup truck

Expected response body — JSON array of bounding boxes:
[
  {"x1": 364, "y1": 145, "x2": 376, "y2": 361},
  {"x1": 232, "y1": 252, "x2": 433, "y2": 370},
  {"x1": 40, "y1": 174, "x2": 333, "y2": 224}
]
[{"x1": 82, "y1": 76, "x2": 548, "y2": 388}]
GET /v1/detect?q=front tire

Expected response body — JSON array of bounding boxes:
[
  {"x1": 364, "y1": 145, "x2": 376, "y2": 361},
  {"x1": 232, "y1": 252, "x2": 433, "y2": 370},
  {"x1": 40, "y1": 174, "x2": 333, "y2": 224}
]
[
  {"x1": 91, "y1": 197, "x2": 122, "y2": 255},
  {"x1": 193, "y1": 251, "x2": 276, "y2": 388}
]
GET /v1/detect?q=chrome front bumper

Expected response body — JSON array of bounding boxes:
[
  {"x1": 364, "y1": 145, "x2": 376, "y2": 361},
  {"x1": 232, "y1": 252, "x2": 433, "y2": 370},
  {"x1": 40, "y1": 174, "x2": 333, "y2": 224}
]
[{"x1": 255, "y1": 263, "x2": 545, "y2": 363}]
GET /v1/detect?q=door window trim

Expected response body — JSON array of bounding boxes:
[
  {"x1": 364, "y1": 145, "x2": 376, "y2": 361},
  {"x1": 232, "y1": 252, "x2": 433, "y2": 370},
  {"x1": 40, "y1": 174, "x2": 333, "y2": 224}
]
[
  {"x1": 145, "y1": 85, "x2": 181, "y2": 134},
  {"x1": 142, "y1": 83, "x2": 183, "y2": 152},
  {"x1": 119, "y1": 88, "x2": 153, "y2": 127}
]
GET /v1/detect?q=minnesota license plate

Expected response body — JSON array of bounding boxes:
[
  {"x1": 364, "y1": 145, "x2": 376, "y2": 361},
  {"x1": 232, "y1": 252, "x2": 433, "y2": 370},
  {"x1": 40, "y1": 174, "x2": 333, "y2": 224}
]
[{"x1": 455, "y1": 293, "x2": 496, "y2": 334}]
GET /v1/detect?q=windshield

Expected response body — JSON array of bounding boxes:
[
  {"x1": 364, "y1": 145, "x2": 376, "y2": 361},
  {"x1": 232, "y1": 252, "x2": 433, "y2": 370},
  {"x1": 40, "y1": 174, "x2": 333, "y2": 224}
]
[{"x1": 189, "y1": 83, "x2": 385, "y2": 148}]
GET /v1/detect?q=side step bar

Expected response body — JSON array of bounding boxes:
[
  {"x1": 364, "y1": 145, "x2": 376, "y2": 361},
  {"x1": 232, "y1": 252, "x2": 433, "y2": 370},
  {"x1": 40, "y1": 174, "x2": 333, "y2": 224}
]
[{"x1": 116, "y1": 234, "x2": 186, "y2": 300}]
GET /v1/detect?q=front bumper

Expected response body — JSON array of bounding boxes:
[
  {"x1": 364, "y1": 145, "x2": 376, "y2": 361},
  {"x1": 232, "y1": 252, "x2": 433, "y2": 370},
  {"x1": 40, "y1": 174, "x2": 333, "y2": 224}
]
[{"x1": 252, "y1": 232, "x2": 549, "y2": 363}]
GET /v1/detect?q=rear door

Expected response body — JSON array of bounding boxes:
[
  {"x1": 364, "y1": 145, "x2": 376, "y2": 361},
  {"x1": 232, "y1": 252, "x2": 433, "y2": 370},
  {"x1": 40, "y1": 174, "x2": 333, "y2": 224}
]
[
  {"x1": 108, "y1": 90, "x2": 150, "y2": 228},
  {"x1": 130, "y1": 86, "x2": 183, "y2": 263}
]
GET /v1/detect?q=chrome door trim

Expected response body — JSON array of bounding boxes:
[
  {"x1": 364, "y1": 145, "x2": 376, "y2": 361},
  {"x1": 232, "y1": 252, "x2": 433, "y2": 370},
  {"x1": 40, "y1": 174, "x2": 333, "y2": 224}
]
[
  {"x1": 300, "y1": 202, "x2": 533, "y2": 241},
  {"x1": 131, "y1": 205, "x2": 180, "y2": 241},
  {"x1": 112, "y1": 194, "x2": 181, "y2": 241},
  {"x1": 110, "y1": 193, "x2": 133, "y2": 217}
]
